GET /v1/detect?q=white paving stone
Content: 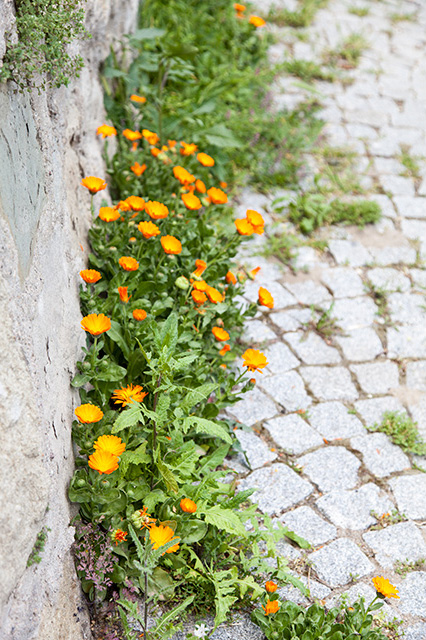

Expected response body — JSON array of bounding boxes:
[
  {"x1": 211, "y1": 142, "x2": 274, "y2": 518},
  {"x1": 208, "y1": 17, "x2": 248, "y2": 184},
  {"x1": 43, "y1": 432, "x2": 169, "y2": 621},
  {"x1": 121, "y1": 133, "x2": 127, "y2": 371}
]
[
  {"x1": 300, "y1": 366, "x2": 359, "y2": 402},
  {"x1": 350, "y1": 433, "x2": 411, "y2": 478},
  {"x1": 350, "y1": 361, "x2": 400, "y2": 395},
  {"x1": 283, "y1": 280, "x2": 332, "y2": 305},
  {"x1": 406, "y1": 361, "x2": 426, "y2": 391},
  {"x1": 388, "y1": 292, "x2": 426, "y2": 325},
  {"x1": 263, "y1": 341, "x2": 300, "y2": 374},
  {"x1": 328, "y1": 239, "x2": 373, "y2": 267},
  {"x1": 280, "y1": 506, "x2": 337, "y2": 546},
  {"x1": 387, "y1": 323, "x2": 426, "y2": 358},
  {"x1": 394, "y1": 196, "x2": 426, "y2": 219},
  {"x1": 363, "y1": 521, "x2": 426, "y2": 569},
  {"x1": 306, "y1": 401, "x2": 365, "y2": 440},
  {"x1": 259, "y1": 370, "x2": 312, "y2": 412},
  {"x1": 240, "y1": 320, "x2": 277, "y2": 344},
  {"x1": 264, "y1": 414, "x2": 323, "y2": 455},
  {"x1": 335, "y1": 328, "x2": 384, "y2": 362},
  {"x1": 367, "y1": 267, "x2": 411, "y2": 293},
  {"x1": 309, "y1": 538, "x2": 374, "y2": 587},
  {"x1": 316, "y1": 483, "x2": 394, "y2": 530},
  {"x1": 234, "y1": 430, "x2": 277, "y2": 470},
  {"x1": 284, "y1": 331, "x2": 341, "y2": 365},
  {"x1": 397, "y1": 572, "x2": 426, "y2": 617},
  {"x1": 320, "y1": 268, "x2": 365, "y2": 298},
  {"x1": 331, "y1": 296, "x2": 378, "y2": 330},
  {"x1": 389, "y1": 474, "x2": 426, "y2": 520},
  {"x1": 354, "y1": 396, "x2": 406, "y2": 426},
  {"x1": 269, "y1": 308, "x2": 312, "y2": 332},
  {"x1": 228, "y1": 387, "x2": 278, "y2": 427},
  {"x1": 297, "y1": 446, "x2": 361, "y2": 492}
]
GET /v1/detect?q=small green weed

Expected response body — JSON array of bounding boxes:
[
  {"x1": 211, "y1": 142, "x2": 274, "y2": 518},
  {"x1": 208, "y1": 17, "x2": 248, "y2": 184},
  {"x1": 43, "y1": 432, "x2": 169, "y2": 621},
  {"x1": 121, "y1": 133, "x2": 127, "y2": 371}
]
[
  {"x1": 268, "y1": 0, "x2": 329, "y2": 28},
  {"x1": 315, "y1": 145, "x2": 365, "y2": 195},
  {"x1": 370, "y1": 509, "x2": 406, "y2": 530},
  {"x1": 323, "y1": 33, "x2": 368, "y2": 69},
  {"x1": 283, "y1": 59, "x2": 336, "y2": 82},
  {"x1": 374, "y1": 614, "x2": 404, "y2": 640},
  {"x1": 27, "y1": 527, "x2": 50, "y2": 567},
  {"x1": 367, "y1": 411, "x2": 426, "y2": 455},
  {"x1": 390, "y1": 12, "x2": 417, "y2": 23},
  {"x1": 348, "y1": 6, "x2": 370, "y2": 16},
  {"x1": 394, "y1": 557, "x2": 426, "y2": 576},
  {"x1": 399, "y1": 145, "x2": 422, "y2": 179},
  {"x1": 365, "y1": 282, "x2": 392, "y2": 326},
  {"x1": 302, "y1": 303, "x2": 344, "y2": 342}
]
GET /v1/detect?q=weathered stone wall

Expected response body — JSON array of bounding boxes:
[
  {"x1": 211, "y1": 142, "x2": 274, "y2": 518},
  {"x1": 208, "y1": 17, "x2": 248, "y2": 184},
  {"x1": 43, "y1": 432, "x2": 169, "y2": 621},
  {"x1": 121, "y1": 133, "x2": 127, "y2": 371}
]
[{"x1": 0, "y1": 1, "x2": 139, "y2": 638}]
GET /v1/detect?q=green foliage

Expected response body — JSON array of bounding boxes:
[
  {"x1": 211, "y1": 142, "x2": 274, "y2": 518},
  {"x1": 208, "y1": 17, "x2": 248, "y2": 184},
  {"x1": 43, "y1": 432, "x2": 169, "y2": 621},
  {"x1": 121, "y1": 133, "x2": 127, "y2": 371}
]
[
  {"x1": 348, "y1": 6, "x2": 370, "y2": 17},
  {"x1": 27, "y1": 526, "x2": 50, "y2": 567},
  {"x1": 368, "y1": 411, "x2": 426, "y2": 456},
  {"x1": 0, "y1": 0, "x2": 90, "y2": 91},
  {"x1": 399, "y1": 146, "x2": 422, "y2": 179},
  {"x1": 302, "y1": 303, "x2": 344, "y2": 342},
  {"x1": 323, "y1": 33, "x2": 368, "y2": 69},
  {"x1": 283, "y1": 59, "x2": 337, "y2": 82},
  {"x1": 268, "y1": 0, "x2": 329, "y2": 28},
  {"x1": 394, "y1": 557, "x2": 426, "y2": 576}
]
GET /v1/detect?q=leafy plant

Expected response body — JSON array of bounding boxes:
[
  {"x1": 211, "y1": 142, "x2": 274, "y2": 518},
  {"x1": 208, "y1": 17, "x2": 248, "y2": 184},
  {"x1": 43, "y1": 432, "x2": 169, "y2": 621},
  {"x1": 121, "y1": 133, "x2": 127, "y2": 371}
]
[
  {"x1": 348, "y1": 6, "x2": 370, "y2": 17},
  {"x1": 394, "y1": 557, "x2": 426, "y2": 576},
  {"x1": 27, "y1": 526, "x2": 50, "y2": 567},
  {"x1": 399, "y1": 145, "x2": 422, "y2": 179},
  {"x1": 302, "y1": 303, "x2": 344, "y2": 342},
  {"x1": 268, "y1": 0, "x2": 329, "y2": 28},
  {"x1": 367, "y1": 411, "x2": 426, "y2": 456},
  {"x1": 323, "y1": 33, "x2": 368, "y2": 69},
  {"x1": 283, "y1": 59, "x2": 337, "y2": 82}
]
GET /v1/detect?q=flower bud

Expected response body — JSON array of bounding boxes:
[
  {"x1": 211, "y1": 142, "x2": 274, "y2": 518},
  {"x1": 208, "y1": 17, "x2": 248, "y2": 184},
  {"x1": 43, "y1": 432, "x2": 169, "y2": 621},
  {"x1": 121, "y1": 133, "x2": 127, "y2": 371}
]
[
  {"x1": 76, "y1": 478, "x2": 86, "y2": 487},
  {"x1": 175, "y1": 276, "x2": 190, "y2": 290}
]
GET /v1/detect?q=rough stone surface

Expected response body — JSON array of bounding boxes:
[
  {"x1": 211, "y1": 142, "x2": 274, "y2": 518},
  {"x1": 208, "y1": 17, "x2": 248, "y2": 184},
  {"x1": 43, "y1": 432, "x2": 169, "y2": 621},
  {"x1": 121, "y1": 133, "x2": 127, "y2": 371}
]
[
  {"x1": 328, "y1": 239, "x2": 372, "y2": 267},
  {"x1": 284, "y1": 331, "x2": 341, "y2": 365},
  {"x1": 284, "y1": 280, "x2": 332, "y2": 305},
  {"x1": 363, "y1": 521, "x2": 426, "y2": 569},
  {"x1": 331, "y1": 297, "x2": 378, "y2": 331},
  {"x1": 367, "y1": 267, "x2": 411, "y2": 293},
  {"x1": 335, "y1": 328, "x2": 384, "y2": 362},
  {"x1": 264, "y1": 414, "x2": 323, "y2": 454},
  {"x1": 388, "y1": 324, "x2": 426, "y2": 359},
  {"x1": 406, "y1": 361, "x2": 426, "y2": 391},
  {"x1": 278, "y1": 575, "x2": 331, "y2": 605},
  {"x1": 404, "y1": 623, "x2": 426, "y2": 640},
  {"x1": 306, "y1": 401, "x2": 365, "y2": 440},
  {"x1": 350, "y1": 433, "x2": 411, "y2": 478},
  {"x1": 297, "y1": 447, "x2": 361, "y2": 492},
  {"x1": 388, "y1": 293, "x2": 426, "y2": 325},
  {"x1": 300, "y1": 366, "x2": 359, "y2": 402},
  {"x1": 234, "y1": 430, "x2": 277, "y2": 469},
  {"x1": 350, "y1": 361, "x2": 400, "y2": 395},
  {"x1": 398, "y1": 572, "x2": 426, "y2": 617},
  {"x1": 263, "y1": 341, "x2": 300, "y2": 374},
  {"x1": 269, "y1": 308, "x2": 312, "y2": 332},
  {"x1": 320, "y1": 268, "x2": 365, "y2": 298},
  {"x1": 280, "y1": 506, "x2": 337, "y2": 546},
  {"x1": 389, "y1": 475, "x2": 426, "y2": 520},
  {"x1": 354, "y1": 396, "x2": 406, "y2": 427},
  {"x1": 317, "y1": 483, "x2": 393, "y2": 530},
  {"x1": 260, "y1": 370, "x2": 312, "y2": 411},
  {"x1": 310, "y1": 538, "x2": 374, "y2": 587},
  {"x1": 228, "y1": 387, "x2": 278, "y2": 427},
  {"x1": 240, "y1": 320, "x2": 277, "y2": 344}
]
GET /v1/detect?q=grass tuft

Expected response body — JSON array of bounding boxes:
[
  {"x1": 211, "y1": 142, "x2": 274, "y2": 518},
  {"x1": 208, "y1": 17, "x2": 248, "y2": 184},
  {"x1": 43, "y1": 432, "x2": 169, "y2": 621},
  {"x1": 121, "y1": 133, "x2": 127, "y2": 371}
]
[{"x1": 368, "y1": 411, "x2": 426, "y2": 455}]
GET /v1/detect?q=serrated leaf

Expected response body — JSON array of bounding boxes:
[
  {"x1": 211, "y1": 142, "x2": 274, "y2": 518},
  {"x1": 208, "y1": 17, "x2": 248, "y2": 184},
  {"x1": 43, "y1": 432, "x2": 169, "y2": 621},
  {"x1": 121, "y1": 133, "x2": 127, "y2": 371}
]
[
  {"x1": 172, "y1": 352, "x2": 199, "y2": 371},
  {"x1": 182, "y1": 416, "x2": 232, "y2": 444},
  {"x1": 180, "y1": 383, "x2": 217, "y2": 413},
  {"x1": 158, "y1": 312, "x2": 178, "y2": 352},
  {"x1": 120, "y1": 442, "x2": 150, "y2": 477},
  {"x1": 202, "y1": 505, "x2": 247, "y2": 537},
  {"x1": 112, "y1": 403, "x2": 143, "y2": 434},
  {"x1": 157, "y1": 458, "x2": 179, "y2": 494},
  {"x1": 152, "y1": 596, "x2": 195, "y2": 635}
]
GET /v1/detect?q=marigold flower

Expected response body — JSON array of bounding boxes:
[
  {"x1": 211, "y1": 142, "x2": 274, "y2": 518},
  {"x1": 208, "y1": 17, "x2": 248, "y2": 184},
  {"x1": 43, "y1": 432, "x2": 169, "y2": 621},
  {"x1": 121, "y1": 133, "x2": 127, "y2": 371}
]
[
  {"x1": 242, "y1": 348, "x2": 268, "y2": 373},
  {"x1": 212, "y1": 327, "x2": 230, "y2": 341},
  {"x1": 193, "y1": 259, "x2": 207, "y2": 278},
  {"x1": 235, "y1": 218, "x2": 254, "y2": 236},
  {"x1": 133, "y1": 309, "x2": 147, "y2": 321},
  {"x1": 123, "y1": 129, "x2": 142, "y2": 141},
  {"x1": 138, "y1": 221, "x2": 160, "y2": 238},
  {"x1": 130, "y1": 161, "x2": 147, "y2": 176},
  {"x1": 112, "y1": 384, "x2": 148, "y2": 407},
  {"x1": 192, "y1": 290, "x2": 207, "y2": 305},
  {"x1": 250, "y1": 266, "x2": 261, "y2": 278},
  {"x1": 168, "y1": 139, "x2": 177, "y2": 149},
  {"x1": 81, "y1": 313, "x2": 111, "y2": 336},
  {"x1": 234, "y1": 3, "x2": 246, "y2": 10},
  {"x1": 112, "y1": 529, "x2": 128, "y2": 545},
  {"x1": 131, "y1": 506, "x2": 156, "y2": 529},
  {"x1": 130, "y1": 94, "x2": 147, "y2": 104},
  {"x1": 372, "y1": 577, "x2": 400, "y2": 599},
  {"x1": 151, "y1": 147, "x2": 161, "y2": 158},
  {"x1": 161, "y1": 235, "x2": 182, "y2": 255},
  {"x1": 145, "y1": 200, "x2": 169, "y2": 220},
  {"x1": 94, "y1": 434, "x2": 126, "y2": 457},
  {"x1": 74, "y1": 403, "x2": 104, "y2": 424},
  {"x1": 182, "y1": 192, "x2": 202, "y2": 210},
  {"x1": 149, "y1": 524, "x2": 180, "y2": 553},
  {"x1": 258, "y1": 287, "x2": 274, "y2": 309},
  {"x1": 118, "y1": 286, "x2": 131, "y2": 303},
  {"x1": 265, "y1": 581, "x2": 277, "y2": 593},
  {"x1": 219, "y1": 344, "x2": 231, "y2": 356},
  {"x1": 96, "y1": 124, "x2": 117, "y2": 138},
  {"x1": 99, "y1": 206, "x2": 120, "y2": 222},
  {"x1": 116, "y1": 199, "x2": 132, "y2": 212},
  {"x1": 197, "y1": 152, "x2": 215, "y2": 167},
  {"x1": 142, "y1": 129, "x2": 160, "y2": 145},
  {"x1": 226, "y1": 271, "x2": 237, "y2": 285},
  {"x1": 180, "y1": 498, "x2": 197, "y2": 513},
  {"x1": 131, "y1": 141, "x2": 138, "y2": 152},
  {"x1": 206, "y1": 286, "x2": 224, "y2": 304},
  {"x1": 180, "y1": 141, "x2": 198, "y2": 156},
  {"x1": 126, "y1": 196, "x2": 146, "y2": 211},
  {"x1": 80, "y1": 269, "x2": 101, "y2": 284},
  {"x1": 88, "y1": 449, "x2": 119, "y2": 475},
  {"x1": 249, "y1": 15, "x2": 266, "y2": 27},
  {"x1": 262, "y1": 599, "x2": 279, "y2": 615},
  {"x1": 220, "y1": 181, "x2": 228, "y2": 189},
  {"x1": 173, "y1": 165, "x2": 195, "y2": 185},
  {"x1": 207, "y1": 187, "x2": 228, "y2": 205},
  {"x1": 195, "y1": 179, "x2": 206, "y2": 194},
  {"x1": 246, "y1": 209, "x2": 265, "y2": 234},
  {"x1": 119, "y1": 256, "x2": 139, "y2": 271},
  {"x1": 193, "y1": 280, "x2": 208, "y2": 292},
  {"x1": 81, "y1": 176, "x2": 107, "y2": 194}
]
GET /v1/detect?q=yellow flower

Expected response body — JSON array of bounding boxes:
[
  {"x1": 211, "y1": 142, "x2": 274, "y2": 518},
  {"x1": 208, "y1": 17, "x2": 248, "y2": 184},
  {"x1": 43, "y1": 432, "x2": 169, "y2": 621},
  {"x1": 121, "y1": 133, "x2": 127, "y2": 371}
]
[
  {"x1": 99, "y1": 206, "x2": 121, "y2": 222},
  {"x1": 242, "y1": 348, "x2": 268, "y2": 373},
  {"x1": 81, "y1": 313, "x2": 111, "y2": 336},
  {"x1": 182, "y1": 192, "x2": 202, "y2": 210},
  {"x1": 197, "y1": 152, "x2": 215, "y2": 167},
  {"x1": 193, "y1": 280, "x2": 208, "y2": 292},
  {"x1": 118, "y1": 286, "x2": 131, "y2": 303},
  {"x1": 173, "y1": 165, "x2": 195, "y2": 185},
  {"x1": 193, "y1": 259, "x2": 207, "y2": 277},
  {"x1": 372, "y1": 577, "x2": 400, "y2": 599},
  {"x1": 205, "y1": 286, "x2": 224, "y2": 304},
  {"x1": 212, "y1": 327, "x2": 230, "y2": 341},
  {"x1": 149, "y1": 524, "x2": 180, "y2": 553},
  {"x1": 80, "y1": 269, "x2": 101, "y2": 284},
  {"x1": 246, "y1": 209, "x2": 265, "y2": 234},
  {"x1": 180, "y1": 141, "x2": 198, "y2": 156},
  {"x1": 195, "y1": 179, "x2": 206, "y2": 194},
  {"x1": 96, "y1": 124, "x2": 117, "y2": 138},
  {"x1": 145, "y1": 200, "x2": 169, "y2": 220},
  {"x1": 192, "y1": 290, "x2": 207, "y2": 305},
  {"x1": 235, "y1": 218, "x2": 254, "y2": 236},
  {"x1": 249, "y1": 15, "x2": 266, "y2": 27},
  {"x1": 74, "y1": 403, "x2": 104, "y2": 424},
  {"x1": 138, "y1": 221, "x2": 160, "y2": 239},
  {"x1": 142, "y1": 129, "x2": 160, "y2": 145},
  {"x1": 119, "y1": 256, "x2": 139, "y2": 271},
  {"x1": 219, "y1": 344, "x2": 231, "y2": 356},
  {"x1": 265, "y1": 581, "x2": 277, "y2": 593},
  {"x1": 226, "y1": 271, "x2": 237, "y2": 285},
  {"x1": 258, "y1": 287, "x2": 274, "y2": 309},
  {"x1": 126, "y1": 196, "x2": 146, "y2": 211},
  {"x1": 161, "y1": 235, "x2": 182, "y2": 255},
  {"x1": 207, "y1": 187, "x2": 228, "y2": 204},
  {"x1": 88, "y1": 449, "x2": 119, "y2": 475},
  {"x1": 130, "y1": 94, "x2": 147, "y2": 104},
  {"x1": 94, "y1": 435, "x2": 126, "y2": 457},
  {"x1": 180, "y1": 498, "x2": 197, "y2": 513},
  {"x1": 123, "y1": 129, "x2": 142, "y2": 141},
  {"x1": 81, "y1": 176, "x2": 107, "y2": 194},
  {"x1": 112, "y1": 384, "x2": 148, "y2": 407}
]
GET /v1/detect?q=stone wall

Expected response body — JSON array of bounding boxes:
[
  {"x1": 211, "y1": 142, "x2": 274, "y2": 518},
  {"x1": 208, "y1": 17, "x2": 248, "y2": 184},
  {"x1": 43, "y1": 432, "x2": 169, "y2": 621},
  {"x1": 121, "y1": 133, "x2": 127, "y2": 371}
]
[{"x1": 0, "y1": 1, "x2": 139, "y2": 638}]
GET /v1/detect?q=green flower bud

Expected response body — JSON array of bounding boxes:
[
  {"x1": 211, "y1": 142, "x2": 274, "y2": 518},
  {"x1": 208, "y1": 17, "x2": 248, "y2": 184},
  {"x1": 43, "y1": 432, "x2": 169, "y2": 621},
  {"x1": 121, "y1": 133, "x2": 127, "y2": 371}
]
[
  {"x1": 82, "y1": 361, "x2": 91, "y2": 371},
  {"x1": 76, "y1": 478, "x2": 86, "y2": 487},
  {"x1": 175, "y1": 276, "x2": 189, "y2": 290}
]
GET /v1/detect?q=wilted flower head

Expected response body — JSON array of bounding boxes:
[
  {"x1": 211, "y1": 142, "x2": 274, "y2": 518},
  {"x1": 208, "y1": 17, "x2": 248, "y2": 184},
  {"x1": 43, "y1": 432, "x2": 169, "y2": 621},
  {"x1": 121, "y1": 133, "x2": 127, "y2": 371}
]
[
  {"x1": 81, "y1": 313, "x2": 111, "y2": 335},
  {"x1": 96, "y1": 124, "x2": 117, "y2": 138},
  {"x1": 138, "y1": 220, "x2": 160, "y2": 238},
  {"x1": 197, "y1": 152, "x2": 215, "y2": 167},
  {"x1": 80, "y1": 269, "x2": 101, "y2": 284},
  {"x1": 193, "y1": 259, "x2": 207, "y2": 278},
  {"x1": 75, "y1": 403, "x2": 104, "y2": 424},
  {"x1": 130, "y1": 161, "x2": 147, "y2": 176},
  {"x1": 131, "y1": 506, "x2": 156, "y2": 529},
  {"x1": 119, "y1": 256, "x2": 139, "y2": 271},
  {"x1": 99, "y1": 206, "x2": 120, "y2": 222},
  {"x1": 145, "y1": 200, "x2": 169, "y2": 220},
  {"x1": 111, "y1": 529, "x2": 128, "y2": 545},
  {"x1": 161, "y1": 235, "x2": 182, "y2": 255},
  {"x1": 81, "y1": 176, "x2": 107, "y2": 194},
  {"x1": 242, "y1": 348, "x2": 268, "y2": 373}
]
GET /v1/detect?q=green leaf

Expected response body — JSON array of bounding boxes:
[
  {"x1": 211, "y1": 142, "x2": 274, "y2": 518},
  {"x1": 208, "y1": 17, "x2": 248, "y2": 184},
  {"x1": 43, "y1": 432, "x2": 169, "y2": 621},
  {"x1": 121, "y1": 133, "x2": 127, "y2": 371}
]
[
  {"x1": 107, "y1": 320, "x2": 130, "y2": 359},
  {"x1": 282, "y1": 526, "x2": 311, "y2": 549},
  {"x1": 152, "y1": 596, "x2": 195, "y2": 635},
  {"x1": 148, "y1": 567, "x2": 175, "y2": 597},
  {"x1": 128, "y1": 523, "x2": 146, "y2": 565},
  {"x1": 96, "y1": 362, "x2": 127, "y2": 382},
  {"x1": 172, "y1": 352, "x2": 199, "y2": 371},
  {"x1": 180, "y1": 519, "x2": 208, "y2": 544},
  {"x1": 157, "y1": 458, "x2": 179, "y2": 494},
  {"x1": 182, "y1": 416, "x2": 232, "y2": 444},
  {"x1": 202, "y1": 505, "x2": 247, "y2": 537},
  {"x1": 112, "y1": 403, "x2": 143, "y2": 434},
  {"x1": 180, "y1": 382, "x2": 217, "y2": 413},
  {"x1": 142, "y1": 489, "x2": 167, "y2": 512},
  {"x1": 130, "y1": 27, "x2": 166, "y2": 41},
  {"x1": 158, "y1": 312, "x2": 178, "y2": 352},
  {"x1": 120, "y1": 443, "x2": 150, "y2": 477},
  {"x1": 71, "y1": 373, "x2": 90, "y2": 388},
  {"x1": 203, "y1": 124, "x2": 242, "y2": 149}
]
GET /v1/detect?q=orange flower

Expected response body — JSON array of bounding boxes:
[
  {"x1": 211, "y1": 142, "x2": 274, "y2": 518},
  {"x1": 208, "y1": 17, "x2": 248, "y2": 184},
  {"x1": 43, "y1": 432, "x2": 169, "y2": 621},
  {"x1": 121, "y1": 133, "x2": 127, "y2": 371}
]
[
  {"x1": 207, "y1": 187, "x2": 228, "y2": 204},
  {"x1": 118, "y1": 286, "x2": 131, "y2": 303},
  {"x1": 195, "y1": 179, "x2": 206, "y2": 194},
  {"x1": 133, "y1": 309, "x2": 147, "y2": 321},
  {"x1": 192, "y1": 290, "x2": 207, "y2": 305},
  {"x1": 180, "y1": 141, "x2": 198, "y2": 156},
  {"x1": 112, "y1": 529, "x2": 128, "y2": 545},
  {"x1": 182, "y1": 192, "x2": 202, "y2": 210},
  {"x1": 235, "y1": 219, "x2": 254, "y2": 235},
  {"x1": 88, "y1": 449, "x2": 119, "y2": 475},
  {"x1": 265, "y1": 581, "x2": 277, "y2": 593},
  {"x1": 96, "y1": 124, "x2": 117, "y2": 138},
  {"x1": 226, "y1": 271, "x2": 237, "y2": 285},
  {"x1": 168, "y1": 139, "x2": 177, "y2": 149},
  {"x1": 131, "y1": 141, "x2": 138, "y2": 152},
  {"x1": 98, "y1": 206, "x2": 120, "y2": 222},
  {"x1": 206, "y1": 286, "x2": 224, "y2": 304},
  {"x1": 161, "y1": 235, "x2": 182, "y2": 255},
  {"x1": 197, "y1": 152, "x2": 215, "y2": 167},
  {"x1": 116, "y1": 199, "x2": 132, "y2": 212},
  {"x1": 81, "y1": 176, "x2": 107, "y2": 194},
  {"x1": 219, "y1": 344, "x2": 231, "y2": 356},
  {"x1": 112, "y1": 384, "x2": 148, "y2": 407},
  {"x1": 180, "y1": 498, "x2": 197, "y2": 513},
  {"x1": 80, "y1": 269, "x2": 101, "y2": 284},
  {"x1": 242, "y1": 348, "x2": 268, "y2": 373},
  {"x1": 130, "y1": 94, "x2": 147, "y2": 104},
  {"x1": 132, "y1": 506, "x2": 156, "y2": 529},
  {"x1": 126, "y1": 196, "x2": 146, "y2": 211},
  {"x1": 258, "y1": 287, "x2": 274, "y2": 309},
  {"x1": 131, "y1": 162, "x2": 146, "y2": 177},
  {"x1": 119, "y1": 256, "x2": 139, "y2": 271},
  {"x1": 149, "y1": 524, "x2": 180, "y2": 553},
  {"x1": 94, "y1": 435, "x2": 126, "y2": 457},
  {"x1": 173, "y1": 165, "x2": 195, "y2": 185},
  {"x1": 212, "y1": 327, "x2": 230, "y2": 341},
  {"x1": 81, "y1": 313, "x2": 111, "y2": 336},
  {"x1": 220, "y1": 181, "x2": 228, "y2": 189},
  {"x1": 145, "y1": 200, "x2": 169, "y2": 220},
  {"x1": 193, "y1": 280, "x2": 208, "y2": 292},
  {"x1": 74, "y1": 403, "x2": 104, "y2": 424},
  {"x1": 246, "y1": 209, "x2": 265, "y2": 234},
  {"x1": 372, "y1": 577, "x2": 400, "y2": 599},
  {"x1": 123, "y1": 129, "x2": 142, "y2": 141},
  {"x1": 262, "y1": 599, "x2": 279, "y2": 615},
  {"x1": 193, "y1": 259, "x2": 207, "y2": 278},
  {"x1": 250, "y1": 266, "x2": 261, "y2": 278},
  {"x1": 249, "y1": 15, "x2": 266, "y2": 27},
  {"x1": 138, "y1": 221, "x2": 160, "y2": 238},
  {"x1": 142, "y1": 129, "x2": 160, "y2": 145},
  {"x1": 151, "y1": 147, "x2": 161, "y2": 158},
  {"x1": 129, "y1": 236, "x2": 137, "y2": 242},
  {"x1": 234, "y1": 3, "x2": 246, "y2": 10}
]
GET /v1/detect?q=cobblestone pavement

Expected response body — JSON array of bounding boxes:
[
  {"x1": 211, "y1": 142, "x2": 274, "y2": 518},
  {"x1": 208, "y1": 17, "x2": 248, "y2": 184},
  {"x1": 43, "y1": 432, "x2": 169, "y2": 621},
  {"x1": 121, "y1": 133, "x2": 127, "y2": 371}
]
[{"x1": 222, "y1": 0, "x2": 426, "y2": 637}]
